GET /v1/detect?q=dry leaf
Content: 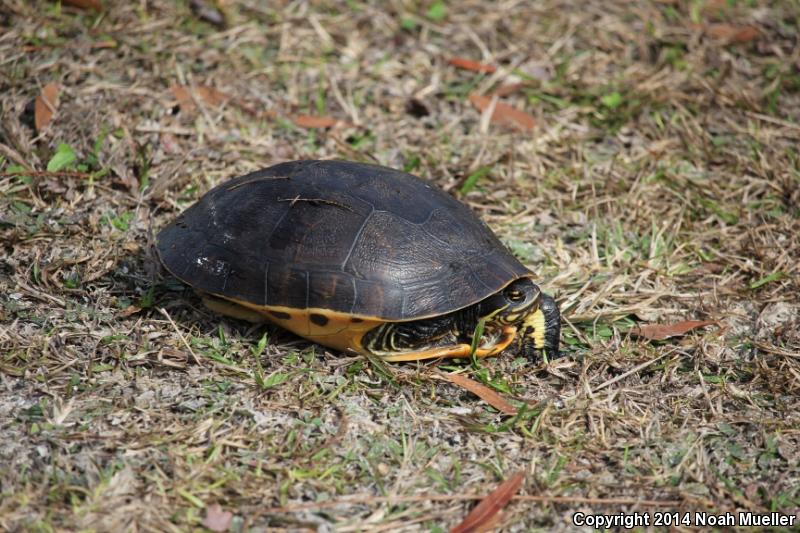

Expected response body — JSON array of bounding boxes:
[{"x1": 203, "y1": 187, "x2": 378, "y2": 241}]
[
  {"x1": 632, "y1": 320, "x2": 717, "y2": 341},
  {"x1": 170, "y1": 85, "x2": 192, "y2": 108},
  {"x1": 473, "y1": 510, "x2": 504, "y2": 533},
  {"x1": 63, "y1": 0, "x2": 102, "y2": 10},
  {"x1": 202, "y1": 503, "x2": 233, "y2": 532},
  {"x1": 170, "y1": 85, "x2": 229, "y2": 111},
  {"x1": 196, "y1": 86, "x2": 228, "y2": 106},
  {"x1": 450, "y1": 471, "x2": 525, "y2": 533},
  {"x1": 447, "y1": 57, "x2": 497, "y2": 74},
  {"x1": 34, "y1": 83, "x2": 60, "y2": 132},
  {"x1": 292, "y1": 115, "x2": 339, "y2": 129},
  {"x1": 491, "y1": 83, "x2": 525, "y2": 97},
  {"x1": 705, "y1": 23, "x2": 759, "y2": 43},
  {"x1": 468, "y1": 94, "x2": 535, "y2": 131},
  {"x1": 440, "y1": 372, "x2": 517, "y2": 415},
  {"x1": 119, "y1": 305, "x2": 142, "y2": 318}
]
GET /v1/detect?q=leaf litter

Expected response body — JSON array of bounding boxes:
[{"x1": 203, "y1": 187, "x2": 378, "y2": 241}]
[
  {"x1": 436, "y1": 370, "x2": 518, "y2": 415},
  {"x1": 468, "y1": 94, "x2": 536, "y2": 131},
  {"x1": 450, "y1": 471, "x2": 526, "y2": 533},
  {"x1": 447, "y1": 57, "x2": 497, "y2": 74},
  {"x1": 34, "y1": 82, "x2": 59, "y2": 132}
]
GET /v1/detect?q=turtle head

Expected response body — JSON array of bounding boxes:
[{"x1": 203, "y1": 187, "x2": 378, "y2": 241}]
[
  {"x1": 477, "y1": 278, "x2": 560, "y2": 361},
  {"x1": 479, "y1": 278, "x2": 542, "y2": 326},
  {"x1": 518, "y1": 292, "x2": 561, "y2": 361}
]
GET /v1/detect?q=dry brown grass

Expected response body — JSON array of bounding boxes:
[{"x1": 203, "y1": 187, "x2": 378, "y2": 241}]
[{"x1": 1, "y1": 0, "x2": 799, "y2": 531}]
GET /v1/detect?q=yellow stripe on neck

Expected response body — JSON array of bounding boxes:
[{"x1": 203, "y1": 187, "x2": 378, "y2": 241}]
[{"x1": 523, "y1": 308, "x2": 546, "y2": 349}]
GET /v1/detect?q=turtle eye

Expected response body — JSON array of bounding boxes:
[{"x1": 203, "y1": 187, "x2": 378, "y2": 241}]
[{"x1": 505, "y1": 289, "x2": 524, "y2": 302}]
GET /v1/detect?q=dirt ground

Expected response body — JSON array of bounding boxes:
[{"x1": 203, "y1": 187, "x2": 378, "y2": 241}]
[{"x1": 1, "y1": 1, "x2": 799, "y2": 531}]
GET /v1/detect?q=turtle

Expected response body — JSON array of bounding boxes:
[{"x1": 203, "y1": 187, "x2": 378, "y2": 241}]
[{"x1": 156, "y1": 160, "x2": 560, "y2": 362}]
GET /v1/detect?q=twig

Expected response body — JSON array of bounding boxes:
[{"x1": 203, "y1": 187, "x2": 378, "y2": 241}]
[
  {"x1": 277, "y1": 196, "x2": 354, "y2": 211},
  {"x1": 745, "y1": 111, "x2": 800, "y2": 131},
  {"x1": 755, "y1": 341, "x2": 800, "y2": 359},
  {"x1": 0, "y1": 142, "x2": 33, "y2": 171},
  {"x1": 697, "y1": 369, "x2": 720, "y2": 416},
  {"x1": 158, "y1": 307, "x2": 202, "y2": 365},
  {"x1": 0, "y1": 170, "x2": 91, "y2": 179},
  {"x1": 15, "y1": 280, "x2": 66, "y2": 306},
  {"x1": 591, "y1": 349, "x2": 676, "y2": 393}
]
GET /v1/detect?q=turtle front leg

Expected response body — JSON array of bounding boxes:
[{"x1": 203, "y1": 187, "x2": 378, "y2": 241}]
[
  {"x1": 381, "y1": 326, "x2": 517, "y2": 362},
  {"x1": 362, "y1": 314, "x2": 456, "y2": 354}
]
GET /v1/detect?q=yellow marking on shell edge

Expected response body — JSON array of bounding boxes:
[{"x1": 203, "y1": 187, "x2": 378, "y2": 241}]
[
  {"x1": 523, "y1": 308, "x2": 546, "y2": 349},
  {"x1": 201, "y1": 293, "x2": 383, "y2": 353}
]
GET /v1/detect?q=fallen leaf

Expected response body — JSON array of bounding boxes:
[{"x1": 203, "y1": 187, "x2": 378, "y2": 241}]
[
  {"x1": 705, "y1": 23, "x2": 759, "y2": 43},
  {"x1": 440, "y1": 371, "x2": 517, "y2": 415},
  {"x1": 171, "y1": 85, "x2": 193, "y2": 109},
  {"x1": 468, "y1": 94, "x2": 535, "y2": 131},
  {"x1": 491, "y1": 83, "x2": 525, "y2": 97},
  {"x1": 62, "y1": 0, "x2": 103, "y2": 10},
  {"x1": 447, "y1": 57, "x2": 497, "y2": 74},
  {"x1": 472, "y1": 510, "x2": 504, "y2": 533},
  {"x1": 34, "y1": 82, "x2": 59, "y2": 132},
  {"x1": 632, "y1": 320, "x2": 717, "y2": 341},
  {"x1": 450, "y1": 471, "x2": 525, "y2": 533},
  {"x1": 291, "y1": 115, "x2": 339, "y2": 129},
  {"x1": 202, "y1": 503, "x2": 233, "y2": 532},
  {"x1": 170, "y1": 84, "x2": 229, "y2": 111},
  {"x1": 119, "y1": 305, "x2": 142, "y2": 318},
  {"x1": 196, "y1": 86, "x2": 228, "y2": 106}
]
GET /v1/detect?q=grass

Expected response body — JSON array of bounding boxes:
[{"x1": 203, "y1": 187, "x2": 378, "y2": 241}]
[{"x1": 1, "y1": 0, "x2": 799, "y2": 531}]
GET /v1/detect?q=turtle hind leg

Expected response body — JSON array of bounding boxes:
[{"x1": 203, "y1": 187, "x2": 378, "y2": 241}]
[{"x1": 200, "y1": 293, "x2": 266, "y2": 323}]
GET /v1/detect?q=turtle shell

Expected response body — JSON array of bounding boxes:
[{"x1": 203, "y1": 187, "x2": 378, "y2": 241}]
[{"x1": 157, "y1": 160, "x2": 532, "y2": 321}]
